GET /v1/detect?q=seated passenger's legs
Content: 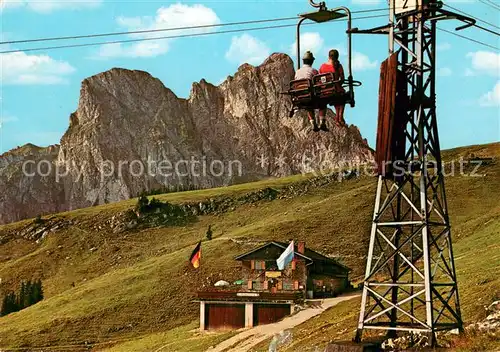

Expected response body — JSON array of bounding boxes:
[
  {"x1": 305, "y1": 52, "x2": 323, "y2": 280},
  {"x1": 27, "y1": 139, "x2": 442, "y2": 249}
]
[
  {"x1": 318, "y1": 108, "x2": 326, "y2": 122},
  {"x1": 307, "y1": 110, "x2": 320, "y2": 132},
  {"x1": 318, "y1": 108, "x2": 329, "y2": 132},
  {"x1": 335, "y1": 104, "x2": 346, "y2": 125}
]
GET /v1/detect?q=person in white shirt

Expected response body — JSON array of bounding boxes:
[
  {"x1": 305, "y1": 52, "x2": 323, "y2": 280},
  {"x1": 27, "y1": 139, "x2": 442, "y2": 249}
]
[{"x1": 294, "y1": 51, "x2": 320, "y2": 132}]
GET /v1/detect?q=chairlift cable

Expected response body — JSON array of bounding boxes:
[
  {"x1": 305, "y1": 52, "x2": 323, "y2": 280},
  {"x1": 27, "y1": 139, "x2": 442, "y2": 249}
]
[
  {"x1": 0, "y1": 14, "x2": 388, "y2": 55},
  {"x1": 0, "y1": 6, "x2": 431, "y2": 46},
  {"x1": 0, "y1": 9, "x2": 395, "y2": 46},
  {"x1": 478, "y1": 0, "x2": 500, "y2": 12},
  {"x1": 437, "y1": 27, "x2": 499, "y2": 50},
  {"x1": 0, "y1": 16, "x2": 299, "y2": 45},
  {"x1": 472, "y1": 24, "x2": 500, "y2": 37},
  {"x1": 0, "y1": 7, "x2": 497, "y2": 54},
  {"x1": 444, "y1": 3, "x2": 500, "y2": 31}
]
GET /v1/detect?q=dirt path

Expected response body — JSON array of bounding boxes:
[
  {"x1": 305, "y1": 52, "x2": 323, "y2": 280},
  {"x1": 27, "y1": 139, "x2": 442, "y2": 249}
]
[{"x1": 206, "y1": 293, "x2": 359, "y2": 352}]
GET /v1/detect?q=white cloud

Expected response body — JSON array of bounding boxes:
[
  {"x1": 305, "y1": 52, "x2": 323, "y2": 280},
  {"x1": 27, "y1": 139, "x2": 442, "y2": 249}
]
[
  {"x1": 479, "y1": 81, "x2": 500, "y2": 107},
  {"x1": 438, "y1": 67, "x2": 452, "y2": 77},
  {"x1": 225, "y1": 34, "x2": 270, "y2": 66},
  {"x1": 97, "y1": 41, "x2": 170, "y2": 59},
  {"x1": 0, "y1": 115, "x2": 18, "y2": 128},
  {"x1": 290, "y1": 32, "x2": 324, "y2": 59},
  {"x1": 95, "y1": 3, "x2": 220, "y2": 59},
  {"x1": 116, "y1": 16, "x2": 144, "y2": 29},
  {"x1": 296, "y1": 39, "x2": 377, "y2": 71},
  {"x1": 352, "y1": 51, "x2": 378, "y2": 71},
  {"x1": 466, "y1": 51, "x2": 500, "y2": 76},
  {"x1": 437, "y1": 42, "x2": 451, "y2": 52},
  {"x1": 1, "y1": 0, "x2": 102, "y2": 13},
  {"x1": 464, "y1": 68, "x2": 475, "y2": 77},
  {"x1": 351, "y1": 0, "x2": 381, "y2": 4},
  {"x1": 0, "y1": 51, "x2": 75, "y2": 85}
]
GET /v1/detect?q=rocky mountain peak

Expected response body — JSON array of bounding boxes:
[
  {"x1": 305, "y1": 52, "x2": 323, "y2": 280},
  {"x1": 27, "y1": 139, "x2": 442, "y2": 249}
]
[{"x1": 0, "y1": 53, "x2": 374, "y2": 225}]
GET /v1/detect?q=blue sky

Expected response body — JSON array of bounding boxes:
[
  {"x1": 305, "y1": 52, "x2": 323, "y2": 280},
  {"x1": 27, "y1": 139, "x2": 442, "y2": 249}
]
[{"x1": 0, "y1": 0, "x2": 499, "y2": 154}]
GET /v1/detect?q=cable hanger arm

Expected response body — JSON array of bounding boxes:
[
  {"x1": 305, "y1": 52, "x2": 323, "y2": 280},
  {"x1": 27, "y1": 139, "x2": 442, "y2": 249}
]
[
  {"x1": 309, "y1": 0, "x2": 326, "y2": 9},
  {"x1": 430, "y1": 8, "x2": 476, "y2": 31}
]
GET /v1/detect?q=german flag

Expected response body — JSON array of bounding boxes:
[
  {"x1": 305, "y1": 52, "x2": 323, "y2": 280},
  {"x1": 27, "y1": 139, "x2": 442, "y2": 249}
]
[{"x1": 189, "y1": 241, "x2": 201, "y2": 269}]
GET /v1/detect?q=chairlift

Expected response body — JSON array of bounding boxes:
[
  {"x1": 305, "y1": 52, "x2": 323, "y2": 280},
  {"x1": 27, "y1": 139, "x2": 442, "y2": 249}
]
[{"x1": 284, "y1": 1, "x2": 362, "y2": 118}]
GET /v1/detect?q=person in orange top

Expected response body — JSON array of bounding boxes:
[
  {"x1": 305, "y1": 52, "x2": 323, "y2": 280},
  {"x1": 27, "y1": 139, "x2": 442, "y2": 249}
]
[{"x1": 318, "y1": 49, "x2": 346, "y2": 128}]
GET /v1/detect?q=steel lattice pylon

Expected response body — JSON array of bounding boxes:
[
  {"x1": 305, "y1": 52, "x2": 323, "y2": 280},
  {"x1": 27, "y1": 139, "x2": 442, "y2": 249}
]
[{"x1": 354, "y1": 1, "x2": 475, "y2": 345}]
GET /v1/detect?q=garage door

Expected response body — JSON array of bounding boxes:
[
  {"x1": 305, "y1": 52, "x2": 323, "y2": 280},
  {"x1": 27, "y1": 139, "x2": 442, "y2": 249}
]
[
  {"x1": 206, "y1": 303, "x2": 245, "y2": 330},
  {"x1": 253, "y1": 304, "x2": 290, "y2": 326}
]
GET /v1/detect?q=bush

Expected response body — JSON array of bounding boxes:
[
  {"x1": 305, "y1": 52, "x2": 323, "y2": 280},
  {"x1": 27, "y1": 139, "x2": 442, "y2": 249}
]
[
  {"x1": 33, "y1": 215, "x2": 44, "y2": 225},
  {"x1": 136, "y1": 195, "x2": 168, "y2": 214},
  {"x1": 149, "y1": 197, "x2": 162, "y2": 209},
  {"x1": 132, "y1": 195, "x2": 194, "y2": 227},
  {"x1": 133, "y1": 184, "x2": 201, "y2": 199},
  {"x1": 135, "y1": 194, "x2": 150, "y2": 213}
]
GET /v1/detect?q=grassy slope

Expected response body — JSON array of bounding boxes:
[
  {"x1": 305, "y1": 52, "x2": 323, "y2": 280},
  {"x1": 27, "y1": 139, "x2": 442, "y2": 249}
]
[
  {"x1": 0, "y1": 143, "x2": 498, "y2": 351},
  {"x1": 249, "y1": 213, "x2": 500, "y2": 352}
]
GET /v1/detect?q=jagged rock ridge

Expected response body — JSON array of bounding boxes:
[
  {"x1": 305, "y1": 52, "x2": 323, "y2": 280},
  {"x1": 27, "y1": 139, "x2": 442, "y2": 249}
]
[{"x1": 0, "y1": 53, "x2": 373, "y2": 224}]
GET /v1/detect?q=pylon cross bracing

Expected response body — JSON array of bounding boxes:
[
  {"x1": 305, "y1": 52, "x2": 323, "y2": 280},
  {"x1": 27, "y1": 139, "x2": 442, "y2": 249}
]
[{"x1": 354, "y1": 0, "x2": 474, "y2": 344}]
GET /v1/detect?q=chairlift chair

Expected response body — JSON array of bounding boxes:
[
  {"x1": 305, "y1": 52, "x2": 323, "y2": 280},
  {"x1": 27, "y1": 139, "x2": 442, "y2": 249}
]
[{"x1": 285, "y1": 1, "x2": 362, "y2": 118}]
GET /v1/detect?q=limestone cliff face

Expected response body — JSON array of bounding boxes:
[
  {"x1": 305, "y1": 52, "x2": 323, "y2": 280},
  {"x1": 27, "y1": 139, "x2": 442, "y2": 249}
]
[
  {"x1": 0, "y1": 53, "x2": 373, "y2": 224},
  {"x1": 0, "y1": 144, "x2": 65, "y2": 223}
]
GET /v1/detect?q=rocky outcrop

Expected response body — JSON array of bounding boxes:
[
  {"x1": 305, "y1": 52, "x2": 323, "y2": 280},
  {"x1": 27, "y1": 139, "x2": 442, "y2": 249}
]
[
  {"x1": 0, "y1": 144, "x2": 65, "y2": 223},
  {"x1": 0, "y1": 53, "x2": 373, "y2": 224},
  {"x1": 466, "y1": 300, "x2": 500, "y2": 336}
]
